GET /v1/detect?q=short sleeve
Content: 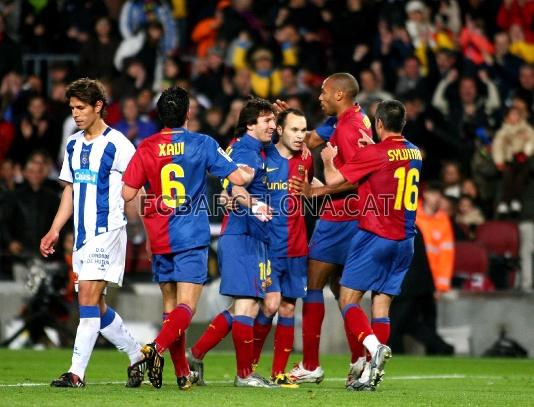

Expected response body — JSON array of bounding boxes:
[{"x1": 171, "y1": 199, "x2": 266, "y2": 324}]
[
  {"x1": 114, "y1": 137, "x2": 136, "y2": 173},
  {"x1": 339, "y1": 147, "x2": 382, "y2": 184},
  {"x1": 58, "y1": 138, "x2": 75, "y2": 183},
  {"x1": 122, "y1": 148, "x2": 147, "y2": 189},
  {"x1": 205, "y1": 137, "x2": 238, "y2": 178},
  {"x1": 230, "y1": 147, "x2": 257, "y2": 168}
]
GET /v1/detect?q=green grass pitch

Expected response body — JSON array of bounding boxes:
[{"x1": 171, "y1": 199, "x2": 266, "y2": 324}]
[{"x1": 0, "y1": 350, "x2": 533, "y2": 406}]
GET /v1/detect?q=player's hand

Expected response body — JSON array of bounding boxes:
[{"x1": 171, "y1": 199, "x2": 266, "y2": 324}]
[
  {"x1": 301, "y1": 143, "x2": 311, "y2": 160},
  {"x1": 40, "y1": 229, "x2": 59, "y2": 258},
  {"x1": 251, "y1": 201, "x2": 273, "y2": 222},
  {"x1": 321, "y1": 142, "x2": 338, "y2": 163},
  {"x1": 358, "y1": 129, "x2": 375, "y2": 148},
  {"x1": 273, "y1": 99, "x2": 289, "y2": 115},
  {"x1": 289, "y1": 170, "x2": 311, "y2": 197},
  {"x1": 218, "y1": 189, "x2": 238, "y2": 211}
]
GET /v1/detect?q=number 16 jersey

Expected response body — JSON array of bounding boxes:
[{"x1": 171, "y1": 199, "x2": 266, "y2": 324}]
[{"x1": 123, "y1": 128, "x2": 238, "y2": 254}]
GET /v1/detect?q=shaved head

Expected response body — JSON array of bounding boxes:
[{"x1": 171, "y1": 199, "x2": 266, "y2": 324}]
[{"x1": 326, "y1": 72, "x2": 359, "y2": 101}]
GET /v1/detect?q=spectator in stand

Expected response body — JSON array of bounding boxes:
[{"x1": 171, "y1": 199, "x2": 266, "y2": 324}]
[
  {"x1": 497, "y1": 0, "x2": 534, "y2": 43},
  {"x1": 0, "y1": 13, "x2": 22, "y2": 82},
  {"x1": 459, "y1": 16, "x2": 494, "y2": 68},
  {"x1": 115, "y1": 95, "x2": 158, "y2": 147},
  {"x1": 154, "y1": 55, "x2": 185, "y2": 95},
  {"x1": 192, "y1": 46, "x2": 226, "y2": 106},
  {"x1": 9, "y1": 95, "x2": 61, "y2": 167},
  {"x1": 404, "y1": 1, "x2": 436, "y2": 54},
  {"x1": 395, "y1": 55, "x2": 432, "y2": 102},
  {"x1": 488, "y1": 31, "x2": 524, "y2": 101},
  {"x1": 432, "y1": 69, "x2": 501, "y2": 171},
  {"x1": 509, "y1": 64, "x2": 534, "y2": 113},
  {"x1": 111, "y1": 58, "x2": 149, "y2": 102},
  {"x1": 278, "y1": 66, "x2": 311, "y2": 102},
  {"x1": 329, "y1": 0, "x2": 376, "y2": 73},
  {"x1": 273, "y1": 23, "x2": 301, "y2": 68},
  {"x1": 416, "y1": 182, "x2": 455, "y2": 296},
  {"x1": 119, "y1": 0, "x2": 178, "y2": 55},
  {"x1": 492, "y1": 106, "x2": 534, "y2": 217},
  {"x1": 441, "y1": 161, "x2": 463, "y2": 198},
  {"x1": 218, "y1": 0, "x2": 266, "y2": 44},
  {"x1": 2, "y1": 158, "x2": 60, "y2": 282},
  {"x1": 219, "y1": 98, "x2": 245, "y2": 145},
  {"x1": 456, "y1": 194, "x2": 485, "y2": 239},
  {"x1": 190, "y1": 6, "x2": 223, "y2": 58},
  {"x1": 62, "y1": 0, "x2": 109, "y2": 51},
  {"x1": 0, "y1": 158, "x2": 16, "y2": 192},
  {"x1": 356, "y1": 68, "x2": 393, "y2": 114},
  {"x1": 508, "y1": 24, "x2": 534, "y2": 64},
  {"x1": 77, "y1": 16, "x2": 120, "y2": 80}
]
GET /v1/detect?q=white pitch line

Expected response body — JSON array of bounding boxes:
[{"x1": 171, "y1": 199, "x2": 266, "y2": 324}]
[{"x1": 0, "y1": 374, "x2": 504, "y2": 387}]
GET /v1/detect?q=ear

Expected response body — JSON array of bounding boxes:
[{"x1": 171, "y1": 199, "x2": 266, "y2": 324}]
[
  {"x1": 335, "y1": 89, "x2": 344, "y2": 102},
  {"x1": 276, "y1": 124, "x2": 283, "y2": 135},
  {"x1": 186, "y1": 109, "x2": 191, "y2": 121},
  {"x1": 95, "y1": 100, "x2": 103, "y2": 114}
]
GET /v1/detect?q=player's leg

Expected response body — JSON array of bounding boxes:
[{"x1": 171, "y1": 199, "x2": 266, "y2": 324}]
[
  {"x1": 371, "y1": 292, "x2": 391, "y2": 346},
  {"x1": 95, "y1": 228, "x2": 146, "y2": 387},
  {"x1": 252, "y1": 257, "x2": 284, "y2": 366},
  {"x1": 271, "y1": 297, "x2": 298, "y2": 387},
  {"x1": 51, "y1": 280, "x2": 107, "y2": 388},
  {"x1": 252, "y1": 291, "x2": 280, "y2": 365}
]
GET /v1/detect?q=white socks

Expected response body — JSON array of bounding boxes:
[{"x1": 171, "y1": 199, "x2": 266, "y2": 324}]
[
  {"x1": 363, "y1": 334, "x2": 380, "y2": 357},
  {"x1": 100, "y1": 307, "x2": 143, "y2": 365},
  {"x1": 69, "y1": 306, "x2": 101, "y2": 379}
]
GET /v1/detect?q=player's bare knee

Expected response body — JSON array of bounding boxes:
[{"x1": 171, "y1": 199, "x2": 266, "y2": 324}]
[
  {"x1": 264, "y1": 298, "x2": 281, "y2": 317},
  {"x1": 278, "y1": 299, "x2": 296, "y2": 318}
]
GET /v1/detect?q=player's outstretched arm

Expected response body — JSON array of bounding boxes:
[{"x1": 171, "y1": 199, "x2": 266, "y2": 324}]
[
  {"x1": 227, "y1": 164, "x2": 254, "y2": 186},
  {"x1": 289, "y1": 172, "x2": 356, "y2": 198},
  {"x1": 40, "y1": 183, "x2": 74, "y2": 257},
  {"x1": 321, "y1": 142, "x2": 346, "y2": 186}
]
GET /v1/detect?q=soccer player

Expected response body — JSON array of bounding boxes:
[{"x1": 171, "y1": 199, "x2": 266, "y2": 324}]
[
  {"x1": 121, "y1": 86, "x2": 253, "y2": 389},
  {"x1": 187, "y1": 97, "x2": 277, "y2": 388},
  {"x1": 287, "y1": 73, "x2": 373, "y2": 384},
  {"x1": 40, "y1": 78, "x2": 146, "y2": 388},
  {"x1": 320, "y1": 99, "x2": 422, "y2": 391}
]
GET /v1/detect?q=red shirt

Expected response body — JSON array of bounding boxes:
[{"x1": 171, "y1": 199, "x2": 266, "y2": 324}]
[
  {"x1": 320, "y1": 105, "x2": 372, "y2": 221},
  {"x1": 339, "y1": 137, "x2": 423, "y2": 240}
]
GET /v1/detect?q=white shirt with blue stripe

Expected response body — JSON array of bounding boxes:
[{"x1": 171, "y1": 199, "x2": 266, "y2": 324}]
[{"x1": 59, "y1": 127, "x2": 136, "y2": 251}]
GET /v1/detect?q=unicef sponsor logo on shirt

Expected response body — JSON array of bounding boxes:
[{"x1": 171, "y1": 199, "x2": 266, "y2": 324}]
[{"x1": 74, "y1": 169, "x2": 98, "y2": 185}]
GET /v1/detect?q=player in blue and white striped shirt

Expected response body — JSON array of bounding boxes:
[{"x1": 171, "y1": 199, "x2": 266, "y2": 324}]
[{"x1": 40, "y1": 78, "x2": 146, "y2": 388}]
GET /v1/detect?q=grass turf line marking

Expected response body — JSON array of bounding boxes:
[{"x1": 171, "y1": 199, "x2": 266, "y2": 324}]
[{"x1": 1, "y1": 375, "x2": 507, "y2": 387}]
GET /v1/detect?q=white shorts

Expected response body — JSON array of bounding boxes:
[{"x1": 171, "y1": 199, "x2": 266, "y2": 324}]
[{"x1": 73, "y1": 227, "x2": 127, "y2": 287}]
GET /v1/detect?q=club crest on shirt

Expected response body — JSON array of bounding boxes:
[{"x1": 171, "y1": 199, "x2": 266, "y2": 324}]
[
  {"x1": 298, "y1": 164, "x2": 305, "y2": 176},
  {"x1": 81, "y1": 152, "x2": 89, "y2": 166}
]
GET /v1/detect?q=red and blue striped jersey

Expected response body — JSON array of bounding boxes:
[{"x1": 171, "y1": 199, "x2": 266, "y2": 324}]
[
  {"x1": 339, "y1": 137, "x2": 422, "y2": 240},
  {"x1": 264, "y1": 144, "x2": 314, "y2": 258},
  {"x1": 318, "y1": 105, "x2": 372, "y2": 221},
  {"x1": 123, "y1": 127, "x2": 238, "y2": 254}
]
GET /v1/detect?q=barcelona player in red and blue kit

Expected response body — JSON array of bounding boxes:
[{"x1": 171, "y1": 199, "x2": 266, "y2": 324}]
[
  {"x1": 248, "y1": 109, "x2": 314, "y2": 387},
  {"x1": 321, "y1": 100, "x2": 422, "y2": 391},
  {"x1": 122, "y1": 87, "x2": 252, "y2": 389},
  {"x1": 288, "y1": 73, "x2": 373, "y2": 384}
]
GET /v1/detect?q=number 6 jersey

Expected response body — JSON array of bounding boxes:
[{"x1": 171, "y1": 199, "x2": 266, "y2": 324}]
[
  {"x1": 339, "y1": 137, "x2": 423, "y2": 240},
  {"x1": 123, "y1": 127, "x2": 238, "y2": 254}
]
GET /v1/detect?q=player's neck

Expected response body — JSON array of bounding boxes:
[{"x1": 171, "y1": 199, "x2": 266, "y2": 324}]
[
  {"x1": 379, "y1": 131, "x2": 402, "y2": 141},
  {"x1": 335, "y1": 102, "x2": 354, "y2": 117},
  {"x1": 84, "y1": 119, "x2": 107, "y2": 140},
  {"x1": 275, "y1": 142, "x2": 294, "y2": 159}
]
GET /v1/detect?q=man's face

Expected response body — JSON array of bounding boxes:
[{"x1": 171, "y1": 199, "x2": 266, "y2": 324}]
[
  {"x1": 248, "y1": 111, "x2": 276, "y2": 143},
  {"x1": 319, "y1": 79, "x2": 338, "y2": 116},
  {"x1": 70, "y1": 96, "x2": 101, "y2": 130},
  {"x1": 278, "y1": 113, "x2": 307, "y2": 152},
  {"x1": 519, "y1": 67, "x2": 534, "y2": 90}
]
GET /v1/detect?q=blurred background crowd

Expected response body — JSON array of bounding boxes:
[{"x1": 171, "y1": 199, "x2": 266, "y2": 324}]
[{"x1": 0, "y1": 0, "x2": 533, "y2": 299}]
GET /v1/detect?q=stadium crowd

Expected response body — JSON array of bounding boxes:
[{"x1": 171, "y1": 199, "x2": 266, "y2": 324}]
[{"x1": 0, "y1": 0, "x2": 533, "y2": 297}]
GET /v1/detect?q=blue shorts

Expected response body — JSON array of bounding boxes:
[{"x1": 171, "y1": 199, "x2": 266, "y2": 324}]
[
  {"x1": 267, "y1": 256, "x2": 307, "y2": 299},
  {"x1": 341, "y1": 229, "x2": 414, "y2": 296},
  {"x1": 218, "y1": 234, "x2": 268, "y2": 299},
  {"x1": 152, "y1": 246, "x2": 208, "y2": 284},
  {"x1": 308, "y1": 220, "x2": 359, "y2": 265}
]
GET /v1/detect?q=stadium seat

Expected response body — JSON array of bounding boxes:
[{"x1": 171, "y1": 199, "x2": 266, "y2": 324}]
[
  {"x1": 453, "y1": 241, "x2": 493, "y2": 292},
  {"x1": 475, "y1": 221, "x2": 520, "y2": 289}
]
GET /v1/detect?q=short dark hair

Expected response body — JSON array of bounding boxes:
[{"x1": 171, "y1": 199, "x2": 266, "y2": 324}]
[
  {"x1": 375, "y1": 100, "x2": 406, "y2": 133},
  {"x1": 276, "y1": 108, "x2": 305, "y2": 128},
  {"x1": 157, "y1": 86, "x2": 189, "y2": 128},
  {"x1": 66, "y1": 78, "x2": 108, "y2": 117},
  {"x1": 328, "y1": 72, "x2": 360, "y2": 100},
  {"x1": 235, "y1": 97, "x2": 274, "y2": 137}
]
